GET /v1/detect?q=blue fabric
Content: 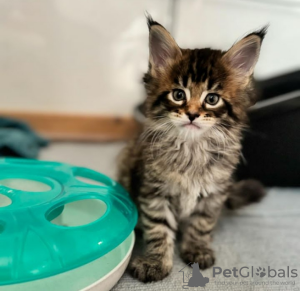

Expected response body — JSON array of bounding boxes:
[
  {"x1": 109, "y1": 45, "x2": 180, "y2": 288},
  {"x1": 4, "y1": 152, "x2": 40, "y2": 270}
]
[{"x1": 0, "y1": 117, "x2": 48, "y2": 159}]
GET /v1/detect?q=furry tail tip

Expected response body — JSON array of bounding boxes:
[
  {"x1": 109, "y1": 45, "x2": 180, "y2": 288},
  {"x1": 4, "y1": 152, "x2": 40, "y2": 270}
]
[{"x1": 225, "y1": 179, "x2": 267, "y2": 210}]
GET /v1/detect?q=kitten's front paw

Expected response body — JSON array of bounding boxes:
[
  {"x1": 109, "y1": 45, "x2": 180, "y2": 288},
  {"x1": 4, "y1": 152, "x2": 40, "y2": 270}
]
[
  {"x1": 180, "y1": 247, "x2": 215, "y2": 270},
  {"x1": 129, "y1": 255, "x2": 171, "y2": 282}
]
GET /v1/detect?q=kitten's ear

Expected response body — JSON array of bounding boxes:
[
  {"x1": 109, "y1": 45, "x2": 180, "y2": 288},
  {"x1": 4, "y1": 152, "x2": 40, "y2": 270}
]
[
  {"x1": 223, "y1": 27, "x2": 267, "y2": 81},
  {"x1": 147, "y1": 15, "x2": 182, "y2": 72}
]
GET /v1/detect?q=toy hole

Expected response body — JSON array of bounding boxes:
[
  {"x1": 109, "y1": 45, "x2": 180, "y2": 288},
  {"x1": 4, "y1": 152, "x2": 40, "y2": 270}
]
[
  {"x1": 0, "y1": 194, "x2": 11, "y2": 207},
  {"x1": 0, "y1": 179, "x2": 51, "y2": 192},
  {"x1": 48, "y1": 199, "x2": 107, "y2": 227},
  {"x1": 75, "y1": 176, "x2": 106, "y2": 186}
]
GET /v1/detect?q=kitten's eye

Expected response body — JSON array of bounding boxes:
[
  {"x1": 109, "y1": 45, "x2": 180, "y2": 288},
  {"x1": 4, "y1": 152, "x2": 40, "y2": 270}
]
[
  {"x1": 205, "y1": 93, "x2": 219, "y2": 105},
  {"x1": 172, "y1": 89, "x2": 186, "y2": 102}
]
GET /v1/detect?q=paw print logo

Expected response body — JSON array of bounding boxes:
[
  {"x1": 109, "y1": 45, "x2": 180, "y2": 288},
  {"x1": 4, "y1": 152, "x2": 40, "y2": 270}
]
[{"x1": 256, "y1": 267, "x2": 266, "y2": 278}]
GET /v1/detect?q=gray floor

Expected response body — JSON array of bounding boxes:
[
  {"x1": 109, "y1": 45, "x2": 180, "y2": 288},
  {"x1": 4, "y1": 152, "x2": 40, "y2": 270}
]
[{"x1": 41, "y1": 143, "x2": 300, "y2": 291}]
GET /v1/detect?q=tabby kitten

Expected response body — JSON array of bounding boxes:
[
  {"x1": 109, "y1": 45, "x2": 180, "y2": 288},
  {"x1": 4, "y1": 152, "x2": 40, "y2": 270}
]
[{"x1": 118, "y1": 16, "x2": 267, "y2": 283}]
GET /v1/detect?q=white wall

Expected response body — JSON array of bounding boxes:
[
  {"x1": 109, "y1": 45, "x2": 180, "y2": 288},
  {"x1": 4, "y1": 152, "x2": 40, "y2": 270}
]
[
  {"x1": 0, "y1": 0, "x2": 172, "y2": 115},
  {"x1": 0, "y1": 0, "x2": 299, "y2": 115}
]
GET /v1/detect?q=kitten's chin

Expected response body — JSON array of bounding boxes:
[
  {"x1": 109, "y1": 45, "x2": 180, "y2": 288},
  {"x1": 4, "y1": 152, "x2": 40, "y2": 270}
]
[
  {"x1": 183, "y1": 123, "x2": 201, "y2": 130},
  {"x1": 178, "y1": 124, "x2": 209, "y2": 139}
]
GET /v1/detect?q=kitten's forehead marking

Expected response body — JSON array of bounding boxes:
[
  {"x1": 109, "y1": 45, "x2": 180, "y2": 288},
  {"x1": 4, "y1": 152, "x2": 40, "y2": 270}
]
[
  {"x1": 184, "y1": 88, "x2": 191, "y2": 101},
  {"x1": 177, "y1": 71, "x2": 220, "y2": 105},
  {"x1": 211, "y1": 83, "x2": 220, "y2": 91},
  {"x1": 178, "y1": 76, "x2": 184, "y2": 87},
  {"x1": 187, "y1": 76, "x2": 192, "y2": 88},
  {"x1": 178, "y1": 75, "x2": 192, "y2": 88}
]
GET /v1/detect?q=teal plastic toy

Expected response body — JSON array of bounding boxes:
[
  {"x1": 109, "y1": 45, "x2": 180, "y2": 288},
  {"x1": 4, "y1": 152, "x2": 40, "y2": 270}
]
[{"x1": 0, "y1": 158, "x2": 138, "y2": 285}]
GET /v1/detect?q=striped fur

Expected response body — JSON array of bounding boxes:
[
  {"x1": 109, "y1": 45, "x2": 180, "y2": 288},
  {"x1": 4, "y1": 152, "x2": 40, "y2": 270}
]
[{"x1": 118, "y1": 16, "x2": 267, "y2": 282}]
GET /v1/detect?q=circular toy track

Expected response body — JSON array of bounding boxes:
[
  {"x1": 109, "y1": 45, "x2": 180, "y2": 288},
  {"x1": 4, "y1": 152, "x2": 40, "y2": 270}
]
[{"x1": 0, "y1": 158, "x2": 138, "y2": 285}]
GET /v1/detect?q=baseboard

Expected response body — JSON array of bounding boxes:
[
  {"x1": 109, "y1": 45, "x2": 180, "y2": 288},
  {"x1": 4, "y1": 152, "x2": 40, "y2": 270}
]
[{"x1": 0, "y1": 111, "x2": 139, "y2": 142}]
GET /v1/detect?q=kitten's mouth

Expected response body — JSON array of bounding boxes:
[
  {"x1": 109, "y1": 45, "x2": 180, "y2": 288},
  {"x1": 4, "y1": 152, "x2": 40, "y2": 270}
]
[{"x1": 183, "y1": 123, "x2": 201, "y2": 129}]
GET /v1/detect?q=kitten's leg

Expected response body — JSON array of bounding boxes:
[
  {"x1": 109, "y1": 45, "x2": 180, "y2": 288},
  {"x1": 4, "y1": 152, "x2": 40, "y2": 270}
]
[
  {"x1": 180, "y1": 194, "x2": 225, "y2": 269},
  {"x1": 130, "y1": 196, "x2": 177, "y2": 282}
]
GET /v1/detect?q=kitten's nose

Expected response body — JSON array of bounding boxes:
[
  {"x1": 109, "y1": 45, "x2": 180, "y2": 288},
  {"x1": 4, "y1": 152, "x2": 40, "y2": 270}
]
[{"x1": 186, "y1": 112, "x2": 200, "y2": 122}]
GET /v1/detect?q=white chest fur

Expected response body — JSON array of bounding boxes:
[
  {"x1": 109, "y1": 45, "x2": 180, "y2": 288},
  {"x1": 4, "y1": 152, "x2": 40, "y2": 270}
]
[{"x1": 155, "y1": 139, "x2": 228, "y2": 218}]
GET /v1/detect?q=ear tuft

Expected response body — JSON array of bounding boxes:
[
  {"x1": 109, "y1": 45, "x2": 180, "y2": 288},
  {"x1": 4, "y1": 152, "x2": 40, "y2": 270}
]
[
  {"x1": 245, "y1": 25, "x2": 269, "y2": 43},
  {"x1": 146, "y1": 14, "x2": 182, "y2": 71},
  {"x1": 145, "y1": 12, "x2": 162, "y2": 30}
]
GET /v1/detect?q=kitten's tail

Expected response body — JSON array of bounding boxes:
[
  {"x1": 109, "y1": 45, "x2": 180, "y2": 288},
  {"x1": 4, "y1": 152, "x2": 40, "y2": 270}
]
[{"x1": 225, "y1": 179, "x2": 267, "y2": 210}]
